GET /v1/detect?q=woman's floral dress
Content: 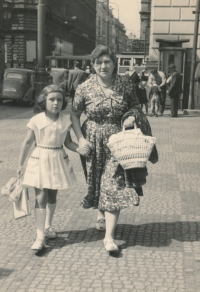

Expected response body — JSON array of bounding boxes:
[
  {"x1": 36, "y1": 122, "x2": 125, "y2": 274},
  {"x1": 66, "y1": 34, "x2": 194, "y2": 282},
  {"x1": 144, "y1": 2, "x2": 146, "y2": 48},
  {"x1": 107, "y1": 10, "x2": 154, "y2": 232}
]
[{"x1": 72, "y1": 74, "x2": 158, "y2": 211}]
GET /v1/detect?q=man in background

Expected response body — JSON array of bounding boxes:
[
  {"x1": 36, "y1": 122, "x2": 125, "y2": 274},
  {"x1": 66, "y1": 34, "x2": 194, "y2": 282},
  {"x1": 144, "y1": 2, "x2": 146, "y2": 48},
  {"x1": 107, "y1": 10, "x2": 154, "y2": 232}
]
[
  {"x1": 167, "y1": 64, "x2": 182, "y2": 118},
  {"x1": 148, "y1": 69, "x2": 166, "y2": 116},
  {"x1": 46, "y1": 67, "x2": 53, "y2": 84},
  {"x1": 68, "y1": 61, "x2": 86, "y2": 103},
  {"x1": 128, "y1": 66, "x2": 140, "y2": 96}
]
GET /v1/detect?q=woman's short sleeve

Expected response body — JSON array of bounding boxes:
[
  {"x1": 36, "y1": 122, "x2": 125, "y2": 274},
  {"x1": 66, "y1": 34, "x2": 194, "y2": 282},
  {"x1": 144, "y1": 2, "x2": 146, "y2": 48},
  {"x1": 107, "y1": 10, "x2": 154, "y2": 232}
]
[{"x1": 72, "y1": 85, "x2": 86, "y2": 112}]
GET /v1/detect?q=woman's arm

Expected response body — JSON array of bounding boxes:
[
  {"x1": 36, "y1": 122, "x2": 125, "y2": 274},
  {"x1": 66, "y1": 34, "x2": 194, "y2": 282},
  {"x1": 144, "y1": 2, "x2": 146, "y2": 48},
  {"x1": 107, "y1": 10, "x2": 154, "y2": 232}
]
[
  {"x1": 17, "y1": 129, "x2": 35, "y2": 175},
  {"x1": 70, "y1": 110, "x2": 93, "y2": 156},
  {"x1": 70, "y1": 110, "x2": 84, "y2": 141}
]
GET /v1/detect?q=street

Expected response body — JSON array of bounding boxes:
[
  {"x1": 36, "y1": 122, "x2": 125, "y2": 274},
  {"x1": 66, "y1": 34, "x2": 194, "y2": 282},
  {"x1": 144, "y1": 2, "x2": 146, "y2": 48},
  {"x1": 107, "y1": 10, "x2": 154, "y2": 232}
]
[{"x1": 0, "y1": 102, "x2": 200, "y2": 292}]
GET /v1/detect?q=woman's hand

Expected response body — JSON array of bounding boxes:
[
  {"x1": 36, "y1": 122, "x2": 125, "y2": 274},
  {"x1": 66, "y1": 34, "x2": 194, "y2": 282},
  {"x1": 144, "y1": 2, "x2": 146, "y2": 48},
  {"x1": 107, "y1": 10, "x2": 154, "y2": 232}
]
[
  {"x1": 123, "y1": 116, "x2": 135, "y2": 128},
  {"x1": 78, "y1": 137, "x2": 93, "y2": 157}
]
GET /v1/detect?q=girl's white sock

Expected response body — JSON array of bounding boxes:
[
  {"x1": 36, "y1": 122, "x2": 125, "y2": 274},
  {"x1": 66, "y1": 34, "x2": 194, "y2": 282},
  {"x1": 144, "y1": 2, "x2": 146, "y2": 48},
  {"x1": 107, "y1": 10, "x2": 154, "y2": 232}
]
[
  {"x1": 35, "y1": 208, "x2": 46, "y2": 239},
  {"x1": 45, "y1": 203, "x2": 56, "y2": 230}
]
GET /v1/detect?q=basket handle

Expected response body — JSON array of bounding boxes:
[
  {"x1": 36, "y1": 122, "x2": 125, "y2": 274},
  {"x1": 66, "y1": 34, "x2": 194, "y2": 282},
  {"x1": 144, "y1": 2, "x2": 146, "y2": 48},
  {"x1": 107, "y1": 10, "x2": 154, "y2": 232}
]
[{"x1": 122, "y1": 122, "x2": 137, "y2": 137}]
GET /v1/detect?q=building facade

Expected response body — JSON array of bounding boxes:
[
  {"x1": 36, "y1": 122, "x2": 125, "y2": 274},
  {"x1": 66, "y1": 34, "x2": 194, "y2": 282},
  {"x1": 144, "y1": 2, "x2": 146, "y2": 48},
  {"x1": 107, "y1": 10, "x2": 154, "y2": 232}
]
[
  {"x1": 140, "y1": 0, "x2": 151, "y2": 40},
  {"x1": 149, "y1": 0, "x2": 197, "y2": 63},
  {"x1": 139, "y1": 0, "x2": 151, "y2": 59},
  {"x1": 96, "y1": 0, "x2": 127, "y2": 52},
  {"x1": 0, "y1": 0, "x2": 5, "y2": 93},
  {"x1": 149, "y1": 0, "x2": 198, "y2": 108},
  {"x1": 2, "y1": 0, "x2": 96, "y2": 69}
]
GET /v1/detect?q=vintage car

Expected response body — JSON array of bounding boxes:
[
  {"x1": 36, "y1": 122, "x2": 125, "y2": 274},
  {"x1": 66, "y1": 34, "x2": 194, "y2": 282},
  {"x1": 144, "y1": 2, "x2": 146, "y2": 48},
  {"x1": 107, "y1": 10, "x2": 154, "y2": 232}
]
[{"x1": 1, "y1": 68, "x2": 35, "y2": 106}]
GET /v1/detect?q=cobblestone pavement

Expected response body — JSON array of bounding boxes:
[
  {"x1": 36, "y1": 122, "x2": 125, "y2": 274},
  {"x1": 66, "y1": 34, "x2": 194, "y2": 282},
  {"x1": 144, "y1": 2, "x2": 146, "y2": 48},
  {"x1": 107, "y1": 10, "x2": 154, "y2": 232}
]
[{"x1": 0, "y1": 102, "x2": 200, "y2": 292}]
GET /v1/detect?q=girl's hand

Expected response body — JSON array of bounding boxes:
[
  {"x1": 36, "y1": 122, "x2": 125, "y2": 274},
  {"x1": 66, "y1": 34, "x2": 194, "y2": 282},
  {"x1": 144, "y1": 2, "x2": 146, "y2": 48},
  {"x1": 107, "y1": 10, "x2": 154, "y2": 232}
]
[
  {"x1": 17, "y1": 166, "x2": 24, "y2": 177},
  {"x1": 123, "y1": 116, "x2": 135, "y2": 128}
]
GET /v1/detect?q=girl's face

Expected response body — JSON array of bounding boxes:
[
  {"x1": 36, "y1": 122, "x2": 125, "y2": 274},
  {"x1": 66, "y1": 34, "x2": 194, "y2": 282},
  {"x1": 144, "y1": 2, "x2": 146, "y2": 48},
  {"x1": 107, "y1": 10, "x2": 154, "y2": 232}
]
[
  {"x1": 93, "y1": 54, "x2": 115, "y2": 80},
  {"x1": 46, "y1": 92, "x2": 63, "y2": 114}
]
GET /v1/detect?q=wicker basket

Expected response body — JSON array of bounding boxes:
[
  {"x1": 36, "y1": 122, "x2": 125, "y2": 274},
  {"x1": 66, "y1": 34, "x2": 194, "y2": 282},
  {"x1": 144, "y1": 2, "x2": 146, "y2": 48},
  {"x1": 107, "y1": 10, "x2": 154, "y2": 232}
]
[{"x1": 107, "y1": 123, "x2": 156, "y2": 169}]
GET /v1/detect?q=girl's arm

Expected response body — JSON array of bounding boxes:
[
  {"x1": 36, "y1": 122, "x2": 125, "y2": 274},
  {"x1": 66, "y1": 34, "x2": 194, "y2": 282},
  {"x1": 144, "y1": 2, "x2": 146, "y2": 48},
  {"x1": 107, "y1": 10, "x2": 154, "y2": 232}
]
[
  {"x1": 64, "y1": 131, "x2": 79, "y2": 153},
  {"x1": 17, "y1": 129, "x2": 35, "y2": 175},
  {"x1": 70, "y1": 110, "x2": 93, "y2": 155}
]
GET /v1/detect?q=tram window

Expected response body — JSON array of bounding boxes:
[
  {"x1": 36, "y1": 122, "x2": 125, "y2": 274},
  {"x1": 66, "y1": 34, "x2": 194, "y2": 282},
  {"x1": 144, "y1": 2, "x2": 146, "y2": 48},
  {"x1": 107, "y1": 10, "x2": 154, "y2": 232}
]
[{"x1": 120, "y1": 58, "x2": 131, "y2": 66}]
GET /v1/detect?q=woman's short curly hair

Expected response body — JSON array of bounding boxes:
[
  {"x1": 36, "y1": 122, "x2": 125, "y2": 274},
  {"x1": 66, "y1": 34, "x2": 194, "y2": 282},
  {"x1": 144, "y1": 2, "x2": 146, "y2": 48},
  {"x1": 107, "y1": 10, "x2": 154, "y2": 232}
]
[
  {"x1": 90, "y1": 45, "x2": 118, "y2": 75},
  {"x1": 37, "y1": 84, "x2": 67, "y2": 111}
]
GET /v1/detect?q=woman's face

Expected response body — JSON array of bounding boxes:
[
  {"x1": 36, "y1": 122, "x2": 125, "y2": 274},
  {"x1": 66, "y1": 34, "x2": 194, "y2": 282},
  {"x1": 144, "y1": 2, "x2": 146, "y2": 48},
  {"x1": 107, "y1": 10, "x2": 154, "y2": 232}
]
[
  {"x1": 46, "y1": 92, "x2": 63, "y2": 114},
  {"x1": 93, "y1": 54, "x2": 115, "y2": 80}
]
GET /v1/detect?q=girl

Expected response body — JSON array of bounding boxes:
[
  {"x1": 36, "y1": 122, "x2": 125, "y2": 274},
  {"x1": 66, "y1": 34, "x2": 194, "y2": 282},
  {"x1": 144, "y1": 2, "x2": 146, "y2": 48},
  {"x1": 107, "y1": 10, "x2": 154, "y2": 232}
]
[{"x1": 17, "y1": 85, "x2": 78, "y2": 250}]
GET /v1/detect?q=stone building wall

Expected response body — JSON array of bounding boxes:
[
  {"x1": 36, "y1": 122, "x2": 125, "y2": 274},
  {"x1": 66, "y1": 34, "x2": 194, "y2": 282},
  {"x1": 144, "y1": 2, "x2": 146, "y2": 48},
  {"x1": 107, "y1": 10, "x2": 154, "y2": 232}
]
[{"x1": 150, "y1": 0, "x2": 197, "y2": 63}]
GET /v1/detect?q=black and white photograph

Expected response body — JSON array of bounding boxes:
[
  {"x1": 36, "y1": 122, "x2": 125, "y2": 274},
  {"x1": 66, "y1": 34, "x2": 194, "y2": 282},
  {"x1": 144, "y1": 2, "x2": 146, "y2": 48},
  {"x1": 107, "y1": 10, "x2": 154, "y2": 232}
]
[{"x1": 0, "y1": 0, "x2": 200, "y2": 291}]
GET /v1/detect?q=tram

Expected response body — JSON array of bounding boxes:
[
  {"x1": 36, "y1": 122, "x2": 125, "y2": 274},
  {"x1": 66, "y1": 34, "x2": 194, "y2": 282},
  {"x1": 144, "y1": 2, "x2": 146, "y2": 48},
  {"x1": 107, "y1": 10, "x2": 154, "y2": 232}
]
[
  {"x1": 45, "y1": 52, "x2": 147, "y2": 77},
  {"x1": 45, "y1": 54, "x2": 91, "y2": 69},
  {"x1": 116, "y1": 52, "x2": 146, "y2": 75}
]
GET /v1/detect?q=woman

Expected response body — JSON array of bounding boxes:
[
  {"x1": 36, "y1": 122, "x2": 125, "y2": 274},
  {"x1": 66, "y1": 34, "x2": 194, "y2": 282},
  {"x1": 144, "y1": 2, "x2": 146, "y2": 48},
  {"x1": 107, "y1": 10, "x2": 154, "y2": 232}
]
[{"x1": 70, "y1": 45, "x2": 158, "y2": 252}]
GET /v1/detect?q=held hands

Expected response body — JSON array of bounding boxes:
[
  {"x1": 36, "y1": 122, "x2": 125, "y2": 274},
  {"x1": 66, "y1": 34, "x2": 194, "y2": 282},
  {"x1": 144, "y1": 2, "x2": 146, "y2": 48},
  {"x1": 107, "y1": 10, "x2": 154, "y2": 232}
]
[
  {"x1": 78, "y1": 137, "x2": 93, "y2": 157},
  {"x1": 123, "y1": 116, "x2": 135, "y2": 128}
]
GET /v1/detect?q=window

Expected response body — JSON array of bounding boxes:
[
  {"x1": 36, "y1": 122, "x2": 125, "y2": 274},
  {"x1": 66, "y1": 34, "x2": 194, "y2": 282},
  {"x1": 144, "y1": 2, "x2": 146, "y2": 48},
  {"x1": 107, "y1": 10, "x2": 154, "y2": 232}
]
[{"x1": 7, "y1": 73, "x2": 22, "y2": 79}]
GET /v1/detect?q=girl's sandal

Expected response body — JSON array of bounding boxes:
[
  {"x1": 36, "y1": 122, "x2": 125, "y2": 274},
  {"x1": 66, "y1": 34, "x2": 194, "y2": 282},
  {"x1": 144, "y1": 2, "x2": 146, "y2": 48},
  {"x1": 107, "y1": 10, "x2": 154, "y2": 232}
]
[{"x1": 103, "y1": 239, "x2": 118, "y2": 252}]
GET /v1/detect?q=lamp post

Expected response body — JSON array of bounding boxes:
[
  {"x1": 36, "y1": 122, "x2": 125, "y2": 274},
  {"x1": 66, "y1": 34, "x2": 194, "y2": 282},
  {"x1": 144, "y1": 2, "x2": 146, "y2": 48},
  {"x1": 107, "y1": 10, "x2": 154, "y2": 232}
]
[
  {"x1": 110, "y1": 2, "x2": 119, "y2": 51},
  {"x1": 34, "y1": 0, "x2": 50, "y2": 113},
  {"x1": 144, "y1": 26, "x2": 150, "y2": 63},
  {"x1": 188, "y1": 0, "x2": 200, "y2": 109}
]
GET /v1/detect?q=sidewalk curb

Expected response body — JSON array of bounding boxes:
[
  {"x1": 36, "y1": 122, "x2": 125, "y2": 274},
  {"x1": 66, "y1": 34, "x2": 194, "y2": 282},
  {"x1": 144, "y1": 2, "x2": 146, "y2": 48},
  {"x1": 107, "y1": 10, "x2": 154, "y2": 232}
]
[{"x1": 183, "y1": 109, "x2": 200, "y2": 116}]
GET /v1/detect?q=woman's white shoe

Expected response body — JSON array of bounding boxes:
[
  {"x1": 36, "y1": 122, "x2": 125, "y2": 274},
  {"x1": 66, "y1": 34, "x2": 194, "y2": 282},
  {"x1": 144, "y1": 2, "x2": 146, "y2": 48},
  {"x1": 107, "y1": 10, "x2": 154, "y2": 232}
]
[
  {"x1": 31, "y1": 238, "x2": 45, "y2": 250},
  {"x1": 103, "y1": 239, "x2": 118, "y2": 252}
]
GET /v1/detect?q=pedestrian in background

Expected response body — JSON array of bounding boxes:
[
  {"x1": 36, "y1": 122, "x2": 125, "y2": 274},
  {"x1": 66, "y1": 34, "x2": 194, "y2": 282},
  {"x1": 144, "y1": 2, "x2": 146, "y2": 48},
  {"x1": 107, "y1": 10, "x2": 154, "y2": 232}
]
[
  {"x1": 138, "y1": 81, "x2": 149, "y2": 115},
  {"x1": 46, "y1": 67, "x2": 53, "y2": 84},
  {"x1": 17, "y1": 85, "x2": 77, "y2": 251},
  {"x1": 68, "y1": 61, "x2": 86, "y2": 104},
  {"x1": 59, "y1": 69, "x2": 70, "y2": 98},
  {"x1": 70, "y1": 45, "x2": 158, "y2": 253},
  {"x1": 148, "y1": 69, "x2": 166, "y2": 116},
  {"x1": 167, "y1": 64, "x2": 182, "y2": 118},
  {"x1": 149, "y1": 81, "x2": 161, "y2": 117},
  {"x1": 124, "y1": 68, "x2": 129, "y2": 77},
  {"x1": 85, "y1": 66, "x2": 92, "y2": 79},
  {"x1": 140, "y1": 67, "x2": 149, "y2": 82},
  {"x1": 128, "y1": 66, "x2": 140, "y2": 97}
]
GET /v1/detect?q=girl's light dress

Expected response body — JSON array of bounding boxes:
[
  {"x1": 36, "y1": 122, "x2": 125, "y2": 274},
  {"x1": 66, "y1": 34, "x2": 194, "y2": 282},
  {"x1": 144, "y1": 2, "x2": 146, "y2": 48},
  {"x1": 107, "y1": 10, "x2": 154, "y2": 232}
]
[{"x1": 23, "y1": 112, "x2": 77, "y2": 190}]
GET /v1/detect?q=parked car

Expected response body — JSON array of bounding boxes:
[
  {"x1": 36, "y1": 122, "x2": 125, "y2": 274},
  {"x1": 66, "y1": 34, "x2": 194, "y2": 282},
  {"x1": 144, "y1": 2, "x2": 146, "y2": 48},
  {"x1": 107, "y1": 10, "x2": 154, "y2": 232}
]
[{"x1": 0, "y1": 68, "x2": 35, "y2": 106}]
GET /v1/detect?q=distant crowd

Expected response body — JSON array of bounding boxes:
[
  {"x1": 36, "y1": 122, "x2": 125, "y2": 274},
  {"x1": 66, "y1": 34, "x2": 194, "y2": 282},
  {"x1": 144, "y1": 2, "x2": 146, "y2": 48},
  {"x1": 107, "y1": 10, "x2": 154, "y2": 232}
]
[{"x1": 46, "y1": 61, "x2": 182, "y2": 119}]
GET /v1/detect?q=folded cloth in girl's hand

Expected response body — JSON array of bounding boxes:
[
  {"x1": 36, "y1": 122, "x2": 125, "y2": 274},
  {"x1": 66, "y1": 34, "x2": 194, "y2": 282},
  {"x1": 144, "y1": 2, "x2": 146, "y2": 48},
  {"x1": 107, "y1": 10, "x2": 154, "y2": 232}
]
[{"x1": 1, "y1": 177, "x2": 18, "y2": 196}]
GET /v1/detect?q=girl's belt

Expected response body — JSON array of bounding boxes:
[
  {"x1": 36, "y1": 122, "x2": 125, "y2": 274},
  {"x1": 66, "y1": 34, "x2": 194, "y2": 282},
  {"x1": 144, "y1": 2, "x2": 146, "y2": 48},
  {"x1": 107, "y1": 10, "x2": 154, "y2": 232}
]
[{"x1": 36, "y1": 145, "x2": 63, "y2": 150}]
